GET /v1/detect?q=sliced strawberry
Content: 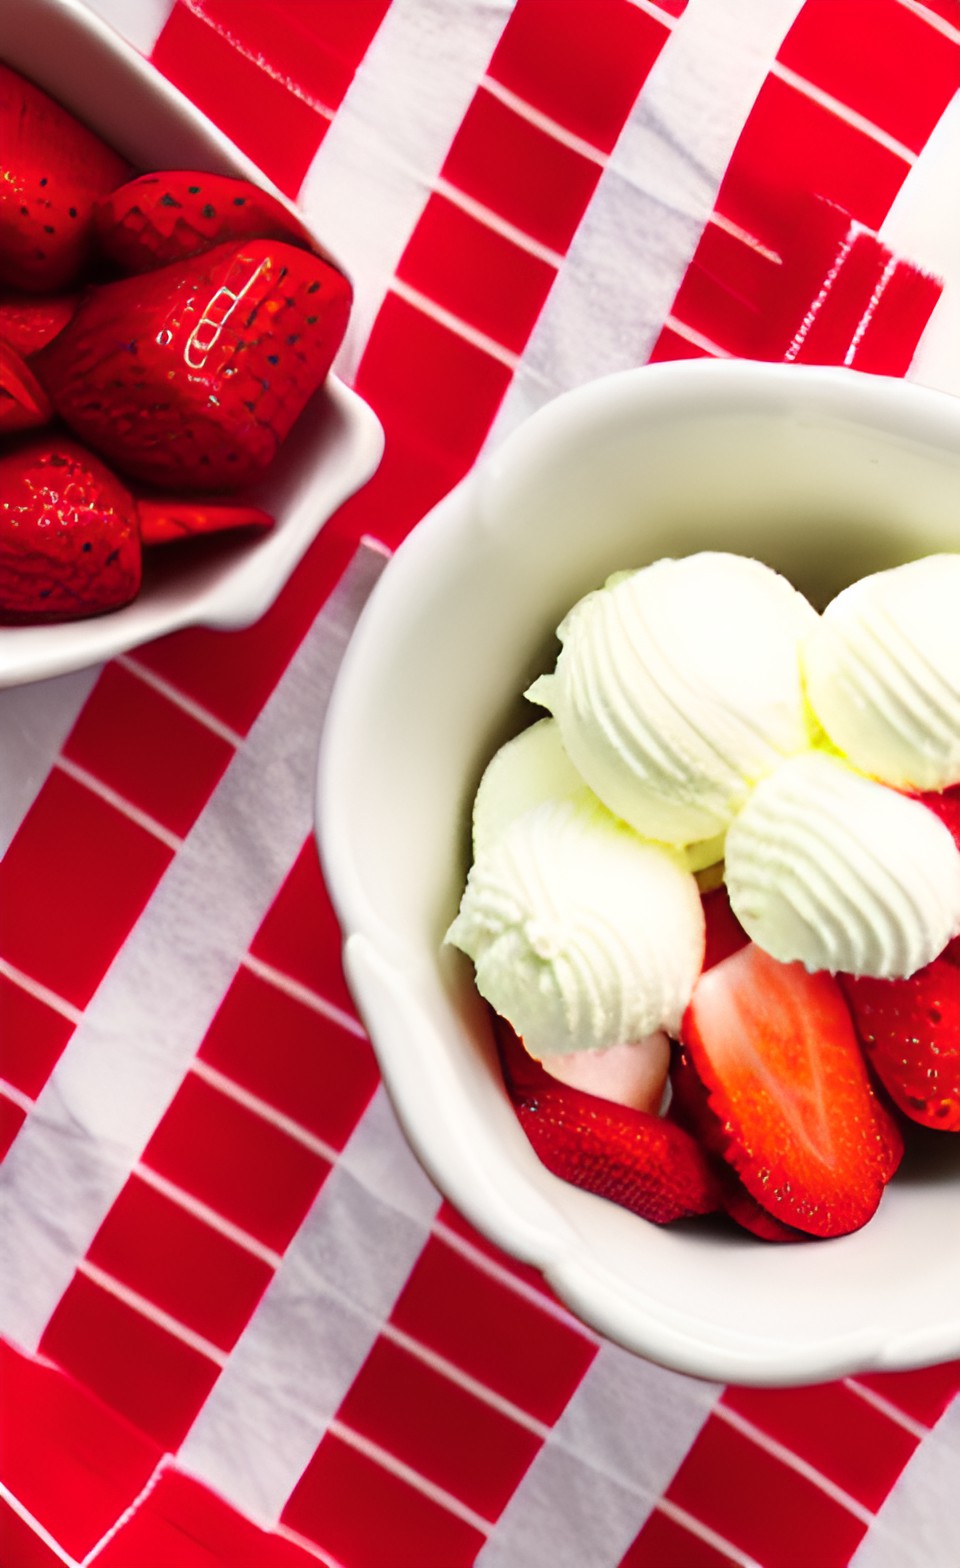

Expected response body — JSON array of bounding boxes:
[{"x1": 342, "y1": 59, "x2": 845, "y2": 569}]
[
  {"x1": 840, "y1": 957, "x2": 960, "y2": 1131},
  {"x1": 136, "y1": 498, "x2": 273, "y2": 546},
  {"x1": 0, "y1": 63, "x2": 129, "y2": 292},
  {"x1": 495, "y1": 1018, "x2": 722, "y2": 1225},
  {"x1": 680, "y1": 944, "x2": 903, "y2": 1237},
  {"x1": 0, "y1": 291, "x2": 79, "y2": 355},
  {"x1": 34, "y1": 238, "x2": 352, "y2": 490},
  {"x1": 94, "y1": 171, "x2": 309, "y2": 274},
  {"x1": 668, "y1": 1043, "x2": 805, "y2": 1242},
  {"x1": 0, "y1": 339, "x2": 53, "y2": 432},
  {"x1": 701, "y1": 883, "x2": 750, "y2": 973}
]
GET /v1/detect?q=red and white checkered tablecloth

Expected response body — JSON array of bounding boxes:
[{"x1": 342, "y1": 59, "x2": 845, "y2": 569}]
[{"x1": 2, "y1": 3, "x2": 959, "y2": 1565}]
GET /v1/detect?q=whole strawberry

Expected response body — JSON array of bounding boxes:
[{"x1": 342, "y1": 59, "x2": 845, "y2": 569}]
[
  {"x1": 0, "y1": 63, "x2": 129, "y2": 292},
  {"x1": 0, "y1": 436, "x2": 272, "y2": 623},
  {"x1": 841, "y1": 956, "x2": 960, "y2": 1130},
  {"x1": 94, "y1": 171, "x2": 308, "y2": 273},
  {"x1": 34, "y1": 238, "x2": 352, "y2": 490}
]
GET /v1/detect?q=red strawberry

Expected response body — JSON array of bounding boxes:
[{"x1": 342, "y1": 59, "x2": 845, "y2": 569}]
[
  {"x1": 0, "y1": 63, "x2": 129, "y2": 292},
  {"x1": 668, "y1": 1043, "x2": 804, "y2": 1242},
  {"x1": 680, "y1": 944, "x2": 903, "y2": 1237},
  {"x1": 0, "y1": 290, "x2": 78, "y2": 355},
  {"x1": 840, "y1": 957, "x2": 960, "y2": 1131},
  {"x1": 34, "y1": 238, "x2": 352, "y2": 490},
  {"x1": 916, "y1": 784, "x2": 960, "y2": 852},
  {"x1": 94, "y1": 171, "x2": 309, "y2": 274},
  {"x1": 0, "y1": 339, "x2": 52, "y2": 432},
  {"x1": 495, "y1": 1017, "x2": 722, "y2": 1225},
  {"x1": 0, "y1": 436, "x2": 272, "y2": 623},
  {"x1": 701, "y1": 883, "x2": 750, "y2": 973}
]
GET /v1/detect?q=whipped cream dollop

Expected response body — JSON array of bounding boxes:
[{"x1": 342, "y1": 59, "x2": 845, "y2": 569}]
[
  {"x1": 446, "y1": 796, "x2": 705, "y2": 1058},
  {"x1": 803, "y1": 555, "x2": 960, "y2": 792},
  {"x1": 527, "y1": 553, "x2": 819, "y2": 847},
  {"x1": 725, "y1": 751, "x2": 960, "y2": 978}
]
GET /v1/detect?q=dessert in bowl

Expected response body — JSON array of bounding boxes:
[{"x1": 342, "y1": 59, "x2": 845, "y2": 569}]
[
  {"x1": 317, "y1": 358, "x2": 960, "y2": 1385},
  {"x1": 0, "y1": 0, "x2": 383, "y2": 686}
]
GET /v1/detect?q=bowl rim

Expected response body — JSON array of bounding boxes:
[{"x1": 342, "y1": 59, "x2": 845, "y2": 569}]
[{"x1": 317, "y1": 357, "x2": 960, "y2": 1383}]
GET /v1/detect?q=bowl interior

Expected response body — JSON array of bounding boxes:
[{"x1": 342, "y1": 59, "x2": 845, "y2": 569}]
[
  {"x1": 0, "y1": 0, "x2": 383, "y2": 686},
  {"x1": 319, "y1": 361, "x2": 960, "y2": 1383}
]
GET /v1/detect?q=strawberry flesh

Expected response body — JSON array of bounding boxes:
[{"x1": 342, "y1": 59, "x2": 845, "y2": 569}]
[
  {"x1": 0, "y1": 63, "x2": 129, "y2": 292},
  {"x1": 0, "y1": 339, "x2": 52, "y2": 432},
  {"x1": 840, "y1": 957, "x2": 960, "y2": 1131},
  {"x1": 680, "y1": 943, "x2": 903, "y2": 1237},
  {"x1": 496, "y1": 1017, "x2": 722, "y2": 1225},
  {"x1": 34, "y1": 238, "x2": 353, "y2": 490},
  {"x1": 94, "y1": 171, "x2": 309, "y2": 273}
]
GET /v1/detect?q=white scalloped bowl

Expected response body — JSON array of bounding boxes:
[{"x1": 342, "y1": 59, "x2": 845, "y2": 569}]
[
  {"x1": 317, "y1": 358, "x2": 960, "y2": 1386},
  {"x1": 0, "y1": 0, "x2": 383, "y2": 688}
]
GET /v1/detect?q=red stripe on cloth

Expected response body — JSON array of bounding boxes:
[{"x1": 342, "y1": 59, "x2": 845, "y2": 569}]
[
  {"x1": 249, "y1": 837, "x2": 362, "y2": 1023},
  {"x1": 95, "y1": 1469, "x2": 323, "y2": 1568},
  {"x1": 777, "y1": 0, "x2": 960, "y2": 154},
  {"x1": 620, "y1": 1507, "x2": 741, "y2": 1568},
  {"x1": 141, "y1": 1071, "x2": 332, "y2": 1252},
  {"x1": 911, "y1": 0, "x2": 960, "y2": 22},
  {"x1": 388, "y1": 1235, "x2": 597, "y2": 1425},
  {"x1": 647, "y1": 327, "x2": 716, "y2": 363},
  {"x1": 0, "y1": 769, "x2": 173, "y2": 1011},
  {"x1": 282, "y1": 1431, "x2": 485, "y2": 1568},
  {"x1": 0, "y1": 1094, "x2": 27, "y2": 1160},
  {"x1": 660, "y1": 1412, "x2": 868, "y2": 1568},
  {"x1": 856, "y1": 1361, "x2": 960, "y2": 1426},
  {"x1": 722, "y1": 1383, "x2": 918, "y2": 1512},
  {"x1": 0, "y1": 974, "x2": 74, "y2": 1099},
  {"x1": 0, "y1": 1340, "x2": 162, "y2": 1560},
  {"x1": 840, "y1": 254, "x2": 942, "y2": 375},
  {"x1": 669, "y1": 221, "x2": 783, "y2": 360},
  {"x1": 40, "y1": 1273, "x2": 221, "y2": 1450},
  {"x1": 131, "y1": 510, "x2": 359, "y2": 734},
  {"x1": 396, "y1": 194, "x2": 558, "y2": 354},
  {"x1": 486, "y1": 0, "x2": 673, "y2": 154},
  {"x1": 717, "y1": 73, "x2": 913, "y2": 242},
  {"x1": 61, "y1": 662, "x2": 235, "y2": 840},
  {"x1": 335, "y1": 1335, "x2": 542, "y2": 1521},
  {"x1": 197, "y1": 965, "x2": 378, "y2": 1149},
  {"x1": 150, "y1": 0, "x2": 388, "y2": 196},
  {"x1": 435, "y1": 1199, "x2": 565, "y2": 1301},
  {"x1": 0, "y1": 1500, "x2": 70, "y2": 1568},
  {"x1": 441, "y1": 87, "x2": 603, "y2": 253},
  {"x1": 86, "y1": 1175, "x2": 275, "y2": 1353}
]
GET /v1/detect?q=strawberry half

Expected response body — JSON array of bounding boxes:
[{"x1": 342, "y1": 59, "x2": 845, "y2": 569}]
[
  {"x1": 680, "y1": 944, "x2": 903, "y2": 1237},
  {"x1": 0, "y1": 63, "x2": 129, "y2": 292},
  {"x1": 840, "y1": 957, "x2": 960, "y2": 1131},
  {"x1": 495, "y1": 1017, "x2": 722, "y2": 1225},
  {"x1": 34, "y1": 238, "x2": 352, "y2": 490},
  {"x1": 0, "y1": 436, "x2": 272, "y2": 623},
  {"x1": 94, "y1": 171, "x2": 308, "y2": 274},
  {"x1": 0, "y1": 290, "x2": 78, "y2": 356}
]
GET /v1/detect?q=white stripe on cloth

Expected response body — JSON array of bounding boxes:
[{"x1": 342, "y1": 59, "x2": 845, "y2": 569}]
[
  {"x1": 849, "y1": 1395, "x2": 960, "y2": 1568},
  {"x1": 77, "y1": 0, "x2": 176, "y2": 55},
  {"x1": 476, "y1": 1345, "x2": 722, "y2": 1568},
  {"x1": 297, "y1": 0, "x2": 515, "y2": 388},
  {"x1": 0, "y1": 665, "x2": 101, "y2": 858},
  {"x1": 0, "y1": 541, "x2": 387, "y2": 1353},
  {"x1": 481, "y1": 0, "x2": 808, "y2": 449},
  {"x1": 880, "y1": 90, "x2": 960, "y2": 396},
  {"x1": 176, "y1": 1087, "x2": 442, "y2": 1525}
]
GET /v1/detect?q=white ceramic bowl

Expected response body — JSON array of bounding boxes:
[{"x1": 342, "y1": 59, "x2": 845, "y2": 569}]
[
  {"x1": 318, "y1": 358, "x2": 960, "y2": 1386},
  {"x1": 0, "y1": 0, "x2": 383, "y2": 688}
]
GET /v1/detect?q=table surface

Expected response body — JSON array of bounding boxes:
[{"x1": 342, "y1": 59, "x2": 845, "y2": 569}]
[{"x1": 2, "y1": 3, "x2": 959, "y2": 1566}]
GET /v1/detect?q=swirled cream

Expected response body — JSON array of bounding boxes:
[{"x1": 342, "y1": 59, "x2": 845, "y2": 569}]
[
  {"x1": 527, "y1": 553, "x2": 819, "y2": 847},
  {"x1": 802, "y1": 555, "x2": 960, "y2": 792},
  {"x1": 446, "y1": 795, "x2": 705, "y2": 1059},
  {"x1": 724, "y1": 751, "x2": 960, "y2": 977}
]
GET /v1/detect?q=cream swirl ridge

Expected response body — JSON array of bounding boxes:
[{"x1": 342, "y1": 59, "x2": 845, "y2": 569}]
[
  {"x1": 446, "y1": 796, "x2": 705, "y2": 1058},
  {"x1": 725, "y1": 752, "x2": 960, "y2": 978}
]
